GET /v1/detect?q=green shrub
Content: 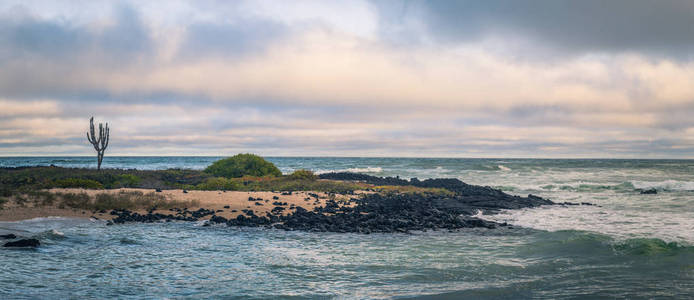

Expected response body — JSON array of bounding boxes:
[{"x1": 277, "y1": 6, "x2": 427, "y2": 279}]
[
  {"x1": 196, "y1": 177, "x2": 242, "y2": 190},
  {"x1": 288, "y1": 169, "x2": 317, "y2": 180},
  {"x1": 53, "y1": 178, "x2": 104, "y2": 189},
  {"x1": 204, "y1": 154, "x2": 282, "y2": 178},
  {"x1": 115, "y1": 174, "x2": 141, "y2": 187},
  {"x1": 0, "y1": 197, "x2": 7, "y2": 210}
]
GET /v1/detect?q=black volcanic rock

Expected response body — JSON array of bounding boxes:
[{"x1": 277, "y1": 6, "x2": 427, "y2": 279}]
[
  {"x1": 0, "y1": 234, "x2": 17, "y2": 239},
  {"x1": 107, "y1": 173, "x2": 556, "y2": 234},
  {"x1": 640, "y1": 188, "x2": 657, "y2": 194},
  {"x1": 4, "y1": 238, "x2": 40, "y2": 248}
]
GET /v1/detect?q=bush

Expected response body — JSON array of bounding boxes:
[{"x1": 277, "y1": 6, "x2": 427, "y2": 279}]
[
  {"x1": 115, "y1": 174, "x2": 141, "y2": 187},
  {"x1": 204, "y1": 154, "x2": 282, "y2": 178},
  {"x1": 288, "y1": 169, "x2": 317, "y2": 180},
  {"x1": 196, "y1": 177, "x2": 242, "y2": 190},
  {"x1": 55, "y1": 191, "x2": 199, "y2": 211},
  {"x1": 53, "y1": 178, "x2": 104, "y2": 189},
  {"x1": 57, "y1": 192, "x2": 91, "y2": 209}
]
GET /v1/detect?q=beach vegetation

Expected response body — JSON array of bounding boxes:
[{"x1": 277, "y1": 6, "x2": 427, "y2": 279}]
[
  {"x1": 196, "y1": 177, "x2": 242, "y2": 190},
  {"x1": 288, "y1": 169, "x2": 317, "y2": 180},
  {"x1": 0, "y1": 166, "x2": 459, "y2": 206},
  {"x1": 55, "y1": 191, "x2": 199, "y2": 211},
  {"x1": 113, "y1": 174, "x2": 141, "y2": 187},
  {"x1": 12, "y1": 194, "x2": 29, "y2": 207},
  {"x1": 204, "y1": 154, "x2": 282, "y2": 178},
  {"x1": 0, "y1": 197, "x2": 6, "y2": 210},
  {"x1": 53, "y1": 178, "x2": 104, "y2": 189},
  {"x1": 57, "y1": 192, "x2": 91, "y2": 209},
  {"x1": 373, "y1": 185, "x2": 454, "y2": 196}
]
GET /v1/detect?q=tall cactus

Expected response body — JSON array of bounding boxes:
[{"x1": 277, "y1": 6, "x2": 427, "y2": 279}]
[{"x1": 86, "y1": 116, "x2": 110, "y2": 170}]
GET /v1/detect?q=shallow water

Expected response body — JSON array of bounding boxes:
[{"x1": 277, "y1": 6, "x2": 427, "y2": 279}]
[
  {"x1": 2, "y1": 219, "x2": 692, "y2": 299},
  {"x1": 1, "y1": 157, "x2": 694, "y2": 298}
]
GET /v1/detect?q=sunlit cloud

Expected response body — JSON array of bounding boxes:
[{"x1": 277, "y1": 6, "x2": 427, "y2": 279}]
[{"x1": 1, "y1": 0, "x2": 693, "y2": 157}]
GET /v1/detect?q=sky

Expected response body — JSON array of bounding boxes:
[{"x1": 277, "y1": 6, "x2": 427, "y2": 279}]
[{"x1": 1, "y1": 0, "x2": 694, "y2": 158}]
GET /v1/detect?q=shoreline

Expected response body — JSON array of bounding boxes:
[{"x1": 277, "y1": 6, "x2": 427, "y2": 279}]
[
  {"x1": 0, "y1": 169, "x2": 558, "y2": 233},
  {"x1": 0, "y1": 188, "x2": 350, "y2": 222}
]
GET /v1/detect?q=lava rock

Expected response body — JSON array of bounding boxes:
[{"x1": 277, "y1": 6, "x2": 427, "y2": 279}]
[
  {"x1": 210, "y1": 215, "x2": 228, "y2": 223},
  {"x1": 640, "y1": 188, "x2": 657, "y2": 195},
  {"x1": 4, "y1": 238, "x2": 40, "y2": 248},
  {"x1": 0, "y1": 234, "x2": 17, "y2": 239}
]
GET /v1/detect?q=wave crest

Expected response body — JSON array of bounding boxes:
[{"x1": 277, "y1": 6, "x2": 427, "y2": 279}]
[
  {"x1": 631, "y1": 180, "x2": 694, "y2": 191},
  {"x1": 315, "y1": 167, "x2": 383, "y2": 174}
]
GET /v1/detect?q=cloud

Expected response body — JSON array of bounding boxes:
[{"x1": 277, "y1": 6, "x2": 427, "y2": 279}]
[
  {"x1": 377, "y1": 0, "x2": 694, "y2": 58},
  {"x1": 0, "y1": 1, "x2": 694, "y2": 157},
  {"x1": 178, "y1": 19, "x2": 288, "y2": 58},
  {"x1": 0, "y1": 99, "x2": 60, "y2": 117},
  {"x1": 0, "y1": 3, "x2": 152, "y2": 63}
]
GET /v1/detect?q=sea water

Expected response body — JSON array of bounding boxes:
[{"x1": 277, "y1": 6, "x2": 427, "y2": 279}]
[{"x1": 1, "y1": 157, "x2": 693, "y2": 299}]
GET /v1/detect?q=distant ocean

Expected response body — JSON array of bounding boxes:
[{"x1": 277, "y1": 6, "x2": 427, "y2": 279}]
[{"x1": 1, "y1": 157, "x2": 693, "y2": 298}]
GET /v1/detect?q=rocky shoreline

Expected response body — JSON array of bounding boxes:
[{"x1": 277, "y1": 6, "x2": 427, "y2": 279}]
[{"x1": 108, "y1": 173, "x2": 560, "y2": 233}]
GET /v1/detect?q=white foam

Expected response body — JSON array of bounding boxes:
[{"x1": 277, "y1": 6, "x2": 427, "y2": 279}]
[
  {"x1": 631, "y1": 179, "x2": 694, "y2": 191},
  {"x1": 315, "y1": 167, "x2": 383, "y2": 174},
  {"x1": 497, "y1": 165, "x2": 511, "y2": 171},
  {"x1": 346, "y1": 167, "x2": 383, "y2": 173},
  {"x1": 479, "y1": 205, "x2": 694, "y2": 244}
]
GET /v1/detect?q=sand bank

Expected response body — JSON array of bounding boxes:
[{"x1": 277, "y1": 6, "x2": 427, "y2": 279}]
[{"x1": 0, "y1": 188, "x2": 354, "y2": 222}]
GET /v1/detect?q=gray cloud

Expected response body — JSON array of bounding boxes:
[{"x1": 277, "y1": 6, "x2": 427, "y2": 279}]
[
  {"x1": 179, "y1": 18, "x2": 288, "y2": 58},
  {"x1": 378, "y1": 0, "x2": 694, "y2": 58},
  {"x1": 0, "y1": 3, "x2": 152, "y2": 63}
]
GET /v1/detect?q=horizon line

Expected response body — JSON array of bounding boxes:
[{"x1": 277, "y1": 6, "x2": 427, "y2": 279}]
[{"x1": 0, "y1": 155, "x2": 693, "y2": 160}]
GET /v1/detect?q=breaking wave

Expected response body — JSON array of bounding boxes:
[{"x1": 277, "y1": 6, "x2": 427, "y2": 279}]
[
  {"x1": 630, "y1": 179, "x2": 694, "y2": 191},
  {"x1": 314, "y1": 167, "x2": 383, "y2": 174}
]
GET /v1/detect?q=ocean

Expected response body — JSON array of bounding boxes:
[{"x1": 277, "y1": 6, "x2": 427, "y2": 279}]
[{"x1": 1, "y1": 157, "x2": 693, "y2": 299}]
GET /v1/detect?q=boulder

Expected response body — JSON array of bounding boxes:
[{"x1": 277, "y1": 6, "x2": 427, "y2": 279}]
[
  {"x1": 640, "y1": 188, "x2": 657, "y2": 195},
  {"x1": 4, "y1": 238, "x2": 40, "y2": 248}
]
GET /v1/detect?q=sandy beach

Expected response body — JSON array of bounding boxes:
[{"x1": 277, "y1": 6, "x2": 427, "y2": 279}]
[{"x1": 0, "y1": 188, "x2": 354, "y2": 222}]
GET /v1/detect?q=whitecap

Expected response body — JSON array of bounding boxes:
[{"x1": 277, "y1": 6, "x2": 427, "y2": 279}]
[
  {"x1": 479, "y1": 205, "x2": 694, "y2": 245},
  {"x1": 630, "y1": 179, "x2": 694, "y2": 191},
  {"x1": 315, "y1": 167, "x2": 383, "y2": 174}
]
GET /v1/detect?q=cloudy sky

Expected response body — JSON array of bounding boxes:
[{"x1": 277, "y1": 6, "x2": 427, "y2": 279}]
[{"x1": 1, "y1": 0, "x2": 694, "y2": 157}]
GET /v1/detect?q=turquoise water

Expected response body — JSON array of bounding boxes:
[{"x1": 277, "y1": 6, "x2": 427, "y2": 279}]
[{"x1": 2, "y1": 157, "x2": 694, "y2": 298}]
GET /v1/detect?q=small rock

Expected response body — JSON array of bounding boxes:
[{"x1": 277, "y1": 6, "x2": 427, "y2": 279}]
[
  {"x1": 0, "y1": 234, "x2": 17, "y2": 239},
  {"x1": 640, "y1": 188, "x2": 657, "y2": 195},
  {"x1": 4, "y1": 238, "x2": 40, "y2": 248},
  {"x1": 155, "y1": 188, "x2": 162, "y2": 192}
]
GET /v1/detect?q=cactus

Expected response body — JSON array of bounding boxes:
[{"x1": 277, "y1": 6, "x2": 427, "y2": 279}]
[{"x1": 86, "y1": 116, "x2": 110, "y2": 170}]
